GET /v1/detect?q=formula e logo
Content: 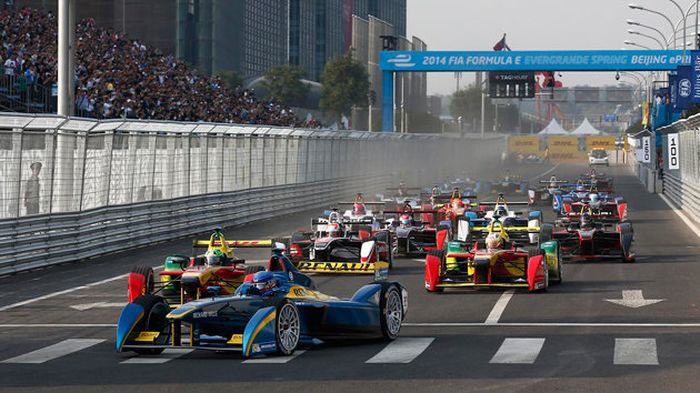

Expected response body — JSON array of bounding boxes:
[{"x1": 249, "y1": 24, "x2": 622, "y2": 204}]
[
  {"x1": 387, "y1": 54, "x2": 416, "y2": 68},
  {"x1": 679, "y1": 79, "x2": 691, "y2": 98},
  {"x1": 193, "y1": 311, "x2": 217, "y2": 319}
]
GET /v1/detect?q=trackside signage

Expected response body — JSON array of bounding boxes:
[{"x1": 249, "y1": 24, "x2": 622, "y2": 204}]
[
  {"x1": 641, "y1": 136, "x2": 651, "y2": 163},
  {"x1": 668, "y1": 133, "x2": 680, "y2": 170},
  {"x1": 381, "y1": 50, "x2": 690, "y2": 72}
]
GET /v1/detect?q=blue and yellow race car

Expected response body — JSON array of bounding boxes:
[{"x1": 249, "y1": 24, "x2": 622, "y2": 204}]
[{"x1": 116, "y1": 246, "x2": 407, "y2": 358}]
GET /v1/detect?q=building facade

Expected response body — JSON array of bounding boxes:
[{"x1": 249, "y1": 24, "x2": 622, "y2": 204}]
[
  {"x1": 288, "y1": 0, "x2": 406, "y2": 82},
  {"x1": 177, "y1": 0, "x2": 288, "y2": 78},
  {"x1": 14, "y1": 0, "x2": 177, "y2": 55},
  {"x1": 351, "y1": 13, "x2": 427, "y2": 131}
]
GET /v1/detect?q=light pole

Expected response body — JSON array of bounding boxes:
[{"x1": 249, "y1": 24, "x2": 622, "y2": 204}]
[
  {"x1": 628, "y1": 29, "x2": 665, "y2": 49},
  {"x1": 629, "y1": 3, "x2": 676, "y2": 48},
  {"x1": 624, "y1": 40, "x2": 652, "y2": 49},
  {"x1": 666, "y1": 0, "x2": 687, "y2": 54},
  {"x1": 626, "y1": 20, "x2": 668, "y2": 47}
]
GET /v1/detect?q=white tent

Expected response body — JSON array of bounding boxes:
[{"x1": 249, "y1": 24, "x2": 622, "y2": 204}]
[
  {"x1": 537, "y1": 119, "x2": 569, "y2": 135},
  {"x1": 571, "y1": 118, "x2": 604, "y2": 135}
]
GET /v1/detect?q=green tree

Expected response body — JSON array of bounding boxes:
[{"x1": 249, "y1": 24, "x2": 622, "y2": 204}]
[
  {"x1": 262, "y1": 64, "x2": 309, "y2": 107},
  {"x1": 320, "y1": 53, "x2": 370, "y2": 121},
  {"x1": 215, "y1": 70, "x2": 243, "y2": 91},
  {"x1": 450, "y1": 86, "x2": 493, "y2": 123}
]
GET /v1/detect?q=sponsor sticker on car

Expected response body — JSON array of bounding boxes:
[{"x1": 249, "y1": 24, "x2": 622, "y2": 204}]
[{"x1": 134, "y1": 331, "x2": 160, "y2": 342}]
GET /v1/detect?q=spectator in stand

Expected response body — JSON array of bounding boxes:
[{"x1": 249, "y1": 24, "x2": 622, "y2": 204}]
[
  {"x1": 4, "y1": 54, "x2": 16, "y2": 76},
  {"x1": 0, "y1": 7, "x2": 302, "y2": 127}
]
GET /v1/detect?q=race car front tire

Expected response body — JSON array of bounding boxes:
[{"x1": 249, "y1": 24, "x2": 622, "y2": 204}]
[
  {"x1": 245, "y1": 265, "x2": 265, "y2": 275},
  {"x1": 131, "y1": 294, "x2": 169, "y2": 355},
  {"x1": 380, "y1": 285, "x2": 404, "y2": 340},
  {"x1": 275, "y1": 300, "x2": 300, "y2": 356},
  {"x1": 131, "y1": 266, "x2": 155, "y2": 295}
]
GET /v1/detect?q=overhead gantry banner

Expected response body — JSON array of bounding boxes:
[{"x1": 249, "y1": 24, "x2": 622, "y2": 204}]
[{"x1": 379, "y1": 50, "x2": 690, "y2": 131}]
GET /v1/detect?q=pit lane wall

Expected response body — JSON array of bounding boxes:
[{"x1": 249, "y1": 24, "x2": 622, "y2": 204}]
[
  {"x1": 508, "y1": 135, "x2": 616, "y2": 160},
  {"x1": 0, "y1": 113, "x2": 505, "y2": 275},
  {"x1": 653, "y1": 114, "x2": 700, "y2": 225}
]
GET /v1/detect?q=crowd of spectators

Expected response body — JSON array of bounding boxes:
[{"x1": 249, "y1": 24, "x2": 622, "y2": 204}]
[{"x1": 0, "y1": 7, "x2": 301, "y2": 126}]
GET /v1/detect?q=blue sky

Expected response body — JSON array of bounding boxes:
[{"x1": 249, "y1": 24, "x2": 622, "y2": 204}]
[{"x1": 407, "y1": 0, "x2": 692, "y2": 94}]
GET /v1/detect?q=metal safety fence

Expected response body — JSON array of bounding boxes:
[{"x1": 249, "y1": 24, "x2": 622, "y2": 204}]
[
  {"x1": 654, "y1": 114, "x2": 700, "y2": 224},
  {"x1": 0, "y1": 113, "x2": 506, "y2": 275}
]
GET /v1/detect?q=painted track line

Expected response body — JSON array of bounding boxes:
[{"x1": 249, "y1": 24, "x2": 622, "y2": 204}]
[
  {"x1": 658, "y1": 192, "x2": 700, "y2": 239},
  {"x1": 366, "y1": 337, "x2": 434, "y2": 363},
  {"x1": 490, "y1": 338, "x2": 545, "y2": 364},
  {"x1": 404, "y1": 322, "x2": 700, "y2": 328},
  {"x1": 614, "y1": 338, "x2": 658, "y2": 365},
  {"x1": 243, "y1": 350, "x2": 306, "y2": 364},
  {"x1": 0, "y1": 265, "x2": 162, "y2": 312},
  {"x1": 0, "y1": 324, "x2": 116, "y2": 328},
  {"x1": 1, "y1": 339, "x2": 105, "y2": 364},
  {"x1": 484, "y1": 290, "x2": 514, "y2": 325},
  {"x1": 121, "y1": 348, "x2": 194, "y2": 364}
]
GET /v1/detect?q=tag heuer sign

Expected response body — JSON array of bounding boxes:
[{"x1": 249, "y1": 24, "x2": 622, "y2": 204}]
[{"x1": 489, "y1": 72, "x2": 536, "y2": 98}]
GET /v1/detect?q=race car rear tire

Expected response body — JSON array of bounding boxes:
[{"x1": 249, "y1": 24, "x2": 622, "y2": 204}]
[
  {"x1": 245, "y1": 265, "x2": 264, "y2": 275},
  {"x1": 131, "y1": 294, "x2": 169, "y2": 355},
  {"x1": 539, "y1": 224, "x2": 553, "y2": 244},
  {"x1": 525, "y1": 246, "x2": 544, "y2": 259},
  {"x1": 550, "y1": 244, "x2": 563, "y2": 284},
  {"x1": 131, "y1": 266, "x2": 155, "y2": 295},
  {"x1": 275, "y1": 300, "x2": 300, "y2": 356},
  {"x1": 380, "y1": 285, "x2": 404, "y2": 340}
]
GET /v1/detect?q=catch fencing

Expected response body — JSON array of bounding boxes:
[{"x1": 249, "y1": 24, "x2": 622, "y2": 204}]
[
  {"x1": 655, "y1": 114, "x2": 700, "y2": 224},
  {"x1": 0, "y1": 113, "x2": 506, "y2": 275}
]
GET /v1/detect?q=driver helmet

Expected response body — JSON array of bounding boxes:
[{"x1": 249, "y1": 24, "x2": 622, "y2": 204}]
[
  {"x1": 431, "y1": 185, "x2": 440, "y2": 195},
  {"x1": 327, "y1": 223, "x2": 341, "y2": 237},
  {"x1": 485, "y1": 232, "x2": 504, "y2": 252},
  {"x1": 494, "y1": 206, "x2": 508, "y2": 217},
  {"x1": 353, "y1": 202, "x2": 366, "y2": 216},
  {"x1": 399, "y1": 213, "x2": 412, "y2": 227},
  {"x1": 272, "y1": 241, "x2": 287, "y2": 254},
  {"x1": 576, "y1": 184, "x2": 586, "y2": 192},
  {"x1": 252, "y1": 271, "x2": 277, "y2": 296},
  {"x1": 581, "y1": 212, "x2": 593, "y2": 229},
  {"x1": 205, "y1": 249, "x2": 223, "y2": 266},
  {"x1": 451, "y1": 198, "x2": 464, "y2": 210},
  {"x1": 589, "y1": 193, "x2": 600, "y2": 205}
]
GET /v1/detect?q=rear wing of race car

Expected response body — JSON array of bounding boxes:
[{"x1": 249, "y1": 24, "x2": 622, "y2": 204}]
[
  {"x1": 192, "y1": 239, "x2": 272, "y2": 249},
  {"x1": 539, "y1": 180, "x2": 569, "y2": 185},
  {"x1": 336, "y1": 201, "x2": 387, "y2": 206},
  {"x1": 311, "y1": 217, "x2": 375, "y2": 226},
  {"x1": 431, "y1": 194, "x2": 478, "y2": 204},
  {"x1": 479, "y1": 201, "x2": 530, "y2": 206},
  {"x1": 383, "y1": 209, "x2": 440, "y2": 216},
  {"x1": 296, "y1": 260, "x2": 391, "y2": 275}
]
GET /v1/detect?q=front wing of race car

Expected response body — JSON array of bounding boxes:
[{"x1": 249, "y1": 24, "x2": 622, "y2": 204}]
[{"x1": 296, "y1": 260, "x2": 387, "y2": 274}]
